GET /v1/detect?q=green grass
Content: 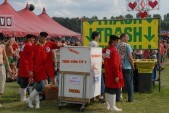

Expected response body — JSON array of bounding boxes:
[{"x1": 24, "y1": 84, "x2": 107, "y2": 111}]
[{"x1": 1, "y1": 61, "x2": 169, "y2": 113}]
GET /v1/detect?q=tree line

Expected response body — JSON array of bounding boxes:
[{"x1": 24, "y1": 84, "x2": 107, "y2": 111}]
[{"x1": 52, "y1": 13, "x2": 169, "y2": 34}]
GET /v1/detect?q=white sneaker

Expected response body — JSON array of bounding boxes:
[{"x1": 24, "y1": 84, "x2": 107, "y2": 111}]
[{"x1": 99, "y1": 95, "x2": 104, "y2": 99}]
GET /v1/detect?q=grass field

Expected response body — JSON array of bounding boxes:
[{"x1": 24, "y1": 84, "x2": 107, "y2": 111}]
[{"x1": 0, "y1": 61, "x2": 169, "y2": 113}]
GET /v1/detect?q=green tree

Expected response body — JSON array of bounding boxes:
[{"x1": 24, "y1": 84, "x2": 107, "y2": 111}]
[
  {"x1": 153, "y1": 14, "x2": 161, "y2": 19},
  {"x1": 125, "y1": 14, "x2": 133, "y2": 19},
  {"x1": 136, "y1": 13, "x2": 140, "y2": 19},
  {"x1": 111, "y1": 16, "x2": 115, "y2": 19},
  {"x1": 116, "y1": 15, "x2": 124, "y2": 19},
  {"x1": 162, "y1": 13, "x2": 169, "y2": 30},
  {"x1": 81, "y1": 16, "x2": 88, "y2": 21},
  {"x1": 52, "y1": 17, "x2": 81, "y2": 33},
  {"x1": 91, "y1": 16, "x2": 98, "y2": 20},
  {"x1": 103, "y1": 17, "x2": 107, "y2": 20},
  {"x1": 146, "y1": 14, "x2": 151, "y2": 18}
]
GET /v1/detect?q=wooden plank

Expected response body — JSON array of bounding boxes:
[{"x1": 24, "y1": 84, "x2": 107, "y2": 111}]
[
  {"x1": 60, "y1": 71, "x2": 90, "y2": 75},
  {"x1": 59, "y1": 96, "x2": 90, "y2": 103}
]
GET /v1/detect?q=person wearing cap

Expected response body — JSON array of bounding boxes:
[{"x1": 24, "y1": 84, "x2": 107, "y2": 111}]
[
  {"x1": 17, "y1": 34, "x2": 35, "y2": 102},
  {"x1": 26, "y1": 32, "x2": 63, "y2": 109},
  {"x1": 103, "y1": 35, "x2": 123, "y2": 112},
  {"x1": 116, "y1": 33, "x2": 134, "y2": 102}
]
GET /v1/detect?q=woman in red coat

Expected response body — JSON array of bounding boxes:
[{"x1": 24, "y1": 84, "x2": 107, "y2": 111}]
[
  {"x1": 26, "y1": 32, "x2": 63, "y2": 109},
  {"x1": 17, "y1": 34, "x2": 35, "y2": 102},
  {"x1": 103, "y1": 35, "x2": 124, "y2": 112}
]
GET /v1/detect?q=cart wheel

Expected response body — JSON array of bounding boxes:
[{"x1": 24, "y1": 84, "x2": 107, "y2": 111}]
[
  {"x1": 80, "y1": 104, "x2": 85, "y2": 112},
  {"x1": 85, "y1": 103, "x2": 89, "y2": 107},
  {"x1": 58, "y1": 106, "x2": 62, "y2": 110},
  {"x1": 80, "y1": 108, "x2": 84, "y2": 112}
]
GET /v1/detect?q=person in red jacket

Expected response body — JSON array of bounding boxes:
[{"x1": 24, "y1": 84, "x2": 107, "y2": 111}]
[
  {"x1": 103, "y1": 35, "x2": 124, "y2": 112},
  {"x1": 26, "y1": 32, "x2": 63, "y2": 109},
  {"x1": 17, "y1": 34, "x2": 35, "y2": 102}
]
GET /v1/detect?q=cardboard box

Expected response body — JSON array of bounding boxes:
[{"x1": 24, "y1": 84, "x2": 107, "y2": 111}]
[{"x1": 44, "y1": 84, "x2": 58, "y2": 100}]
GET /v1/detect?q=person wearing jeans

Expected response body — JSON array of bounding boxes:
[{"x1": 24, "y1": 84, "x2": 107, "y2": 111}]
[
  {"x1": 122, "y1": 69, "x2": 134, "y2": 102},
  {"x1": 116, "y1": 33, "x2": 134, "y2": 102},
  {"x1": 26, "y1": 32, "x2": 63, "y2": 109}
]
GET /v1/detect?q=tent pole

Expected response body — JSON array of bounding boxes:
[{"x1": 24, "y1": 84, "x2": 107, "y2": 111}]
[
  {"x1": 158, "y1": 17, "x2": 161, "y2": 92},
  {"x1": 81, "y1": 18, "x2": 83, "y2": 46}
]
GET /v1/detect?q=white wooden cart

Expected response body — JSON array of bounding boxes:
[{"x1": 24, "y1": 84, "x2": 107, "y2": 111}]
[{"x1": 58, "y1": 47, "x2": 102, "y2": 111}]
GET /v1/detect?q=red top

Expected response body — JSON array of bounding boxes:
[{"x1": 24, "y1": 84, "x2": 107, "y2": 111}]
[
  {"x1": 33, "y1": 41, "x2": 60, "y2": 82},
  {"x1": 12, "y1": 42, "x2": 19, "y2": 51},
  {"x1": 18, "y1": 42, "x2": 33, "y2": 78},
  {"x1": 160, "y1": 43, "x2": 165, "y2": 55},
  {"x1": 103, "y1": 45, "x2": 124, "y2": 88},
  {"x1": 143, "y1": 50, "x2": 150, "y2": 59}
]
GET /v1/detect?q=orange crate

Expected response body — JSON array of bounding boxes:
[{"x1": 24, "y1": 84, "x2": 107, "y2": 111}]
[{"x1": 44, "y1": 85, "x2": 58, "y2": 100}]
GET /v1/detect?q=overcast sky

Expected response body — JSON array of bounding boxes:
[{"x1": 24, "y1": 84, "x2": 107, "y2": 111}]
[{"x1": 0, "y1": 0, "x2": 168, "y2": 19}]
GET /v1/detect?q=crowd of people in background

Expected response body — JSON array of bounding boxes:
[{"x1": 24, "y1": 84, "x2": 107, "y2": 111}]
[
  {"x1": 88, "y1": 31, "x2": 169, "y2": 112},
  {"x1": 133, "y1": 39, "x2": 169, "y2": 69},
  {"x1": 0, "y1": 33, "x2": 81, "y2": 108},
  {"x1": 0, "y1": 32, "x2": 168, "y2": 111},
  {"x1": 0, "y1": 35, "x2": 82, "y2": 82}
]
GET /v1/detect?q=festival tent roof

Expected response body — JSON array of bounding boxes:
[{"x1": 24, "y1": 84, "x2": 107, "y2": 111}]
[
  {"x1": 0, "y1": 0, "x2": 39, "y2": 37},
  {"x1": 0, "y1": 0, "x2": 81, "y2": 38},
  {"x1": 38, "y1": 8, "x2": 81, "y2": 39},
  {"x1": 17, "y1": 4, "x2": 55, "y2": 37}
]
